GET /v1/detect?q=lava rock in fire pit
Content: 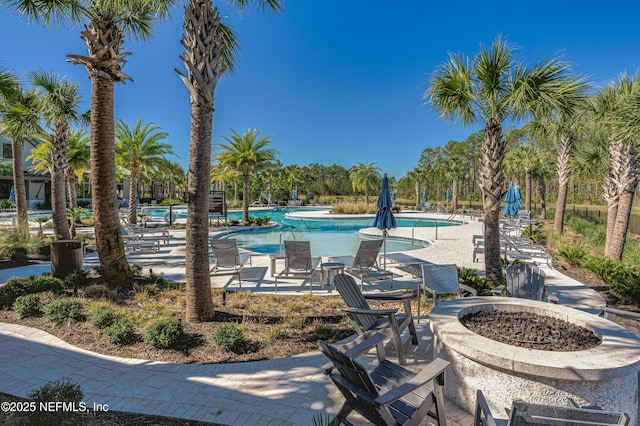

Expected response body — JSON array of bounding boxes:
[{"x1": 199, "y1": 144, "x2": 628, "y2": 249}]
[{"x1": 460, "y1": 310, "x2": 601, "y2": 351}]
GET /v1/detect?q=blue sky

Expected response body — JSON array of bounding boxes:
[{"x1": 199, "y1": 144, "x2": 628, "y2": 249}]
[{"x1": 1, "y1": 0, "x2": 640, "y2": 180}]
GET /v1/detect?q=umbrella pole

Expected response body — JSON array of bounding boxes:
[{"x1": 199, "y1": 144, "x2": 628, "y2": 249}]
[{"x1": 383, "y1": 230, "x2": 387, "y2": 270}]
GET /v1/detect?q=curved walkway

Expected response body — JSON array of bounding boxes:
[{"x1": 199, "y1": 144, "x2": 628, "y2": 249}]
[{"x1": 0, "y1": 212, "x2": 607, "y2": 425}]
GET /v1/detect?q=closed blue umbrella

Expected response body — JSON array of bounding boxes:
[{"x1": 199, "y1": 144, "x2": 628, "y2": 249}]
[
  {"x1": 446, "y1": 189, "x2": 451, "y2": 203},
  {"x1": 8, "y1": 186, "x2": 15, "y2": 203},
  {"x1": 422, "y1": 189, "x2": 428, "y2": 203},
  {"x1": 373, "y1": 174, "x2": 396, "y2": 270},
  {"x1": 502, "y1": 182, "x2": 518, "y2": 216},
  {"x1": 515, "y1": 186, "x2": 523, "y2": 209},
  {"x1": 291, "y1": 189, "x2": 297, "y2": 200},
  {"x1": 391, "y1": 189, "x2": 396, "y2": 201}
]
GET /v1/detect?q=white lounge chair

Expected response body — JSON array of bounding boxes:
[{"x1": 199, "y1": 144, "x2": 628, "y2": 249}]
[
  {"x1": 330, "y1": 239, "x2": 393, "y2": 290},
  {"x1": 274, "y1": 240, "x2": 321, "y2": 292},
  {"x1": 210, "y1": 239, "x2": 252, "y2": 288}
]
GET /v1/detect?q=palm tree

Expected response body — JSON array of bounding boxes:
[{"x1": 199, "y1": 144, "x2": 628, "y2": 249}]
[
  {"x1": 426, "y1": 36, "x2": 588, "y2": 283},
  {"x1": 0, "y1": 84, "x2": 42, "y2": 226},
  {"x1": 285, "y1": 164, "x2": 303, "y2": 197},
  {"x1": 115, "y1": 118, "x2": 173, "y2": 224},
  {"x1": 350, "y1": 162, "x2": 382, "y2": 206},
  {"x1": 215, "y1": 129, "x2": 278, "y2": 223},
  {"x1": 27, "y1": 129, "x2": 90, "y2": 212},
  {"x1": 160, "y1": 160, "x2": 185, "y2": 200},
  {"x1": 177, "y1": 0, "x2": 281, "y2": 322},
  {"x1": 30, "y1": 70, "x2": 83, "y2": 240},
  {"x1": 66, "y1": 129, "x2": 91, "y2": 210},
  {"x1": 3, "y1": 0, "x2": 177, "y2": 287},
  {"x1": 0, "y1": 69, "x2": 17, "y2": 100},
  {"x1": 443, "y1": 140, "x2": 471, "y2": 212},
  {"x1": 593, "y1": 74, "x2": 640, "y2": 260}
]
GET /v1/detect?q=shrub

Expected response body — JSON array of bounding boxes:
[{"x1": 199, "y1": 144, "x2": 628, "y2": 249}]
[
  {"x1": 581, "y1": 256, "x2": 640, "y2": 304},
  {"x1": 104, "y1": 319, "x2": 136, "y2": 344},
  {"x1": 29, "y1": 275, "x2": 64, "y2": 293},
  {"x1": 13, "y1": 294, "x2": 42, "y2": 318},
  {"x1": 9, "y1": 248, "x2": 28, "y2": 265},
  {"x1": 82, "y1": 284, "x2": 114, "y2": 299},
  {"x1": 64, "y1": 270, "x2": 91, "y2": 292},
  {"x1": 557, "y1": 242, "x2": 587, "y2": 266},
  {"x1": 0, "y1": 275, "x2": 63, "y2": 308},
  {"x1": 211, "y1": 323, "x2": 246, "y2": 352},
  {"x1": 27, "y1": 377, "x2": 83, "y2": 423},
  {"x1": 28, "y1": 377, "x2": 84, "y2": 403},
  {"x1": 44, "y1": 298, "x2": 84, "y2": 325},
  {"x1": 0, "y1": 225, "x2": 43, "y2": 259},
  {"x1": 520, "y1": 226, "x2": 545, "y2": 244},
  {"x1": 88, "y1": 305, "x2": 116, "y2": 329},
  {"x1": 457, "y1": 267, "x2": 493, "y2": 292},
  {"x1": 144, "y1": 317, "x2": 185, "y2": 349}
]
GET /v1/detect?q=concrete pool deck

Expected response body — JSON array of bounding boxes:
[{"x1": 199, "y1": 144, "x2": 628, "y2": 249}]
[{"x1": 0, "y1": 211, "x2": 608, "y2": 425}]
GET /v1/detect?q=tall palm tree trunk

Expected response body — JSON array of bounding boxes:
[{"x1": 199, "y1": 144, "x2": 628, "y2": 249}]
[
  {"x1": 606, "y1": 144, "x2": 638, "y2": 260},
  {"x1": 67, "y1": 169, "x2": 78, "y2": 210},
  {"x1": 242, "y1": 172, "x2": 250, "y2": 223},
  {"x1": 51, "y1": 124, "x2": 71, "y2": 240},
  {"x1": 178, "y1": 0, "x2": 221, "y2": 322},
  {"x1": 414, "y1": 181, "x2": 420, "y2": 208},
  {"x1": 90, "y1": 76, "x2": 132, "y2": 287},
  {"x1": 538, "y1": 175, "x2": 547, "y2": 219},
  {"x1": 608, "y1": 189, "x2": 635, "y2": 260},
  {"x1": 128, "y1": 167, "x2": 139, "y2": 224},
  {"x1": 69, "y1": 19, "x2": 133, "y2": 287},
  {"x1": 554, "y1": 135, "x2": 573, "y2": 234},
  {"x1": 11, "y1": 139, "x2": 28, "y2": 226},
  {"x1": 169, "y1": 175, "x2": 175, "y2": 199},
  {"x1": 604, "y1": 138, "x2": 623, "y2": 256},
  {"x1": 185, "y1": 103, "x2": 215, "y2": 322},
  {"x1": 524, "y1": 166, "x2": 532, "y2": 212},
  {"x1": 451, "y1": 180, "x2": 458, "y2": 212},
  {"x1": 480, "y1": 122, "x2": 506, "y2": 284}
]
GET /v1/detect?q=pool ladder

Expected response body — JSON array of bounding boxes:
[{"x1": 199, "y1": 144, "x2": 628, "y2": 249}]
[
  {"x1": 279, "y1": 226, "x2": 296, "y2": 252},
  {"x1": 411, "y1": 218, "x2": 439, "y2": 242}
]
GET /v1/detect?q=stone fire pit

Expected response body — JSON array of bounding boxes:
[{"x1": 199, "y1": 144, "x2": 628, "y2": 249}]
[{"x1": 429, "y1": 297, "x2": 640, "y2": 424}]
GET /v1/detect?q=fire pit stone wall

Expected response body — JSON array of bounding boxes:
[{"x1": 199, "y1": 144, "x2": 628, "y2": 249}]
[{"x1": 429, "y1": 297, "x2": 640, "y2": 424}]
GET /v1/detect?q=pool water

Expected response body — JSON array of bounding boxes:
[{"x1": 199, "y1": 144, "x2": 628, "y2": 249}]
[
  {"x1": 140, "y1": 206, "x2": 460, "y2": 256},
  {"x1": 219, "y1": 208, "x2": 442, "y2": 256},
  {"x1": 230, "y1": 228, "x2": 424, "y2": 257}
]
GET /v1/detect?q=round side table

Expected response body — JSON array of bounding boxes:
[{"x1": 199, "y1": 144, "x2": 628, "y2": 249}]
[{"x1": 320, "y1": 262, "x2": 345, "y2": 288}]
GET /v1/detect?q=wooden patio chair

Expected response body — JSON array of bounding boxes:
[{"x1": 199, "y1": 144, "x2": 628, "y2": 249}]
[
  {"x1": 334, "y1": 273, "x2": 417, "y2": 365},
  {"x1": 492, "y1": 263, "x2": 551, "y2": 302},
  {"x1": 319, "y1": 332, "x2": 450, "y2": 426},
  {"x1": 210, "y1": 239, "x2": 252, "y2": 288},
  {"x1": 474, "y1": 390, "x2": 630, "y2": 425},
  {"x1": 418, "y1": 263, "x2": 477, "y2": 322},
  {"x1": 274, "y1": 240, "x2": 321, "y2": 292}
]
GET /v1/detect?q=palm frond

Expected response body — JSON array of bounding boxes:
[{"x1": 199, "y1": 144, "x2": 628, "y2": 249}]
[
  {"x1": 1, "y1": 0, "x2": 85, "y2": 27},
  {"x1": 229, "y1": 0, "x2": 282, "y2": 14},
  {"x1": 426, "y1": 52, "x2": 475, "y2": 124},
  {"x1": 216, "y1": 22, "x2": 241, "y2": 76}
]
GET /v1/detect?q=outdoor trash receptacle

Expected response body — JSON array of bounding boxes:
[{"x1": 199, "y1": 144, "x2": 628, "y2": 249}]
[{"x1": 50, "y1": 240, "x2": 83, "y2": 279}]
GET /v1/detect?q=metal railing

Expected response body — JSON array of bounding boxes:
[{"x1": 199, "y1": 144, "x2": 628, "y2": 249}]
[
  {"x1": 279, "y1": 226, "x2": 296, "y2": 252},
  {"x1": 412, "y1": 218, "x2": 439, "y2": 242}
]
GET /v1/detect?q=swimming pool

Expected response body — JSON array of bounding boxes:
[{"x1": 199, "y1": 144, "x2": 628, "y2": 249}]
[
  {"x1": 218, "y1": 208, "x2": 465, "y2": 256},
  {"x1": 227, "y1": 227, "x2": 425, "y2": 257},
  {"x1": 141, "y1": 206, "x2": 463, "y2": 256}
]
